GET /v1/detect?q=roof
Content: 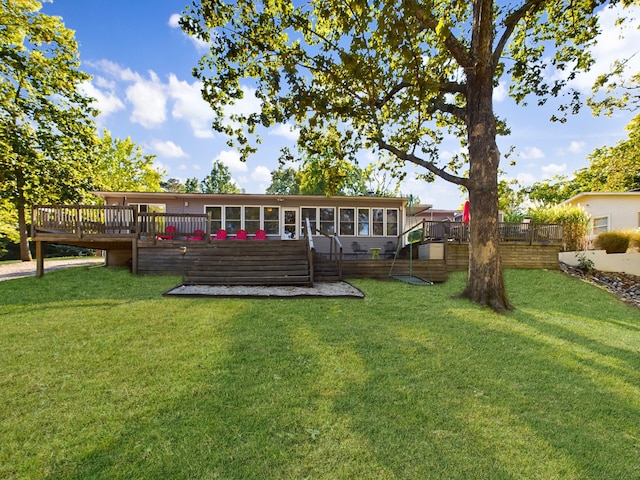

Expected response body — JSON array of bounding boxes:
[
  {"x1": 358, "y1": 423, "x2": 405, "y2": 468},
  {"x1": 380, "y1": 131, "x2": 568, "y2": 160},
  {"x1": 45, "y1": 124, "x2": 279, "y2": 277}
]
[
  {"x1": 92, "y1": 191, "x2": 410, "y2": 206},
  {"x1": 560, "y1": 191, "x2": 640, "y2": 206}
]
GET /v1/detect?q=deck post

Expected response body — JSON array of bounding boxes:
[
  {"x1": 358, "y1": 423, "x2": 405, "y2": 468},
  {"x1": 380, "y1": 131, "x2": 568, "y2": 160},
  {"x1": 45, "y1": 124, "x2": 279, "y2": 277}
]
[
  {"x1": 131, "y1": 239, "x2": 138, "y2": 275},
  {"x1": 36, "y1": 241, "x2": 45, "y2": 278}
]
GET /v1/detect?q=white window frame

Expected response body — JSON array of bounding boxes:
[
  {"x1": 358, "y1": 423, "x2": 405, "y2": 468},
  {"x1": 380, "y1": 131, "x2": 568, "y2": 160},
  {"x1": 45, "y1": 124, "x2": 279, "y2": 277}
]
[{"x1": 592, "y1": 216, "x2": 610, "y2": 236}]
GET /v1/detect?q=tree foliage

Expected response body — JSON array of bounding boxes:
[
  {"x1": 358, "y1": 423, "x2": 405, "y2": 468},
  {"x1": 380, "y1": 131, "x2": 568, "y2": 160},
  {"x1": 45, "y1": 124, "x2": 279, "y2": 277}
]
[
  {"x1": 265, "y1": 164, "x2": 300, "y2": 195},
  {"x1": 201, "y1": 160, "x2": 240, "y2": 193},
  {"x1": 0, "y1": 0, "x2": 98, "y2": 260},
  {"x1": 90, "y1": 130, "x2": 163, "y2": 196},
  {"x1": 181, "y1": 0, "x2": 629, "y2": 312}
]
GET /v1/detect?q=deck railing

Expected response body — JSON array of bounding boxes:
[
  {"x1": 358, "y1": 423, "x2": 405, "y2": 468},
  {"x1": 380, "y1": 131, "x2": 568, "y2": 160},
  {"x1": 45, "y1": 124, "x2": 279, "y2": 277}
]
[
  {"x1": 414, "y1": 220, "x2": 563, "y2": 245},
  {"x1": 137, "y1": 212, "x2": 210, "y2": 241},
  {"x1": 32, "y1": 206, "x2": 563, "y2": 247},
  {"x1": 32, "y1": 205, "x2": 136, "y2": 237}
]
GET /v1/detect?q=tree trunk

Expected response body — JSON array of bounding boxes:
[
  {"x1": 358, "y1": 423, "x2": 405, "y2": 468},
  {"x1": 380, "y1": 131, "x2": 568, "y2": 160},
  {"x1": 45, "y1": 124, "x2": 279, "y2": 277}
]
[
  {"x1": 17, "y1": 200, "x2": 32, "y2": 262},
  {"x1": 457, "y1": 0, "x2": 513, "y2": 312}
]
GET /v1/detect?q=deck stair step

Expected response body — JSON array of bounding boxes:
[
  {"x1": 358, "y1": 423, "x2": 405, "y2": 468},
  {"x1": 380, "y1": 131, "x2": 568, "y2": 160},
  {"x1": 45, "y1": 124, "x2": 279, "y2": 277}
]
[
  {"x1": 313, "y1": 253, "x2": 341, "y2": 282},
  {"x1": 184, "y1": 240, "x2": 312, "y2": 286}
]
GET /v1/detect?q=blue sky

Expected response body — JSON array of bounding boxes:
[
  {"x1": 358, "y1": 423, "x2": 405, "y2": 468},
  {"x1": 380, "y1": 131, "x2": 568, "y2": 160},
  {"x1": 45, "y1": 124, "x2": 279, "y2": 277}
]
[{"x1": 41, "y1": 1, "x2": 639, "y2": 210}]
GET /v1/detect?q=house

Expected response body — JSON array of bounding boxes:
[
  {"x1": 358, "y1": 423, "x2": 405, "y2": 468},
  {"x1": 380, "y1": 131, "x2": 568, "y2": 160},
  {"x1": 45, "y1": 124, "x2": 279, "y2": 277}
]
[
  {"x1": 31, "y1": 191, "x2": 563, "y2": 284},
  {"x1": 560, "y1": 191, "x2": 640, "y2": 240},
  {"x1": 95, "y1": 191, "x2": 409, "y2": 252}
]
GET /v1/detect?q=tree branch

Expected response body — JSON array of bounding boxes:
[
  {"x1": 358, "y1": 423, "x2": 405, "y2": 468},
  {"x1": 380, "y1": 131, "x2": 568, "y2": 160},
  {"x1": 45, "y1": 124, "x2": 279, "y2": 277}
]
[
  {"x1": 492, "y1": 0, "x2": 546, "y2": 67},
  {"x1": 375, "y1": 138, "x2": 469, "y2": 187},
  {"x1": 408, "y1": 0, "x2": 473, "y2": 69}
]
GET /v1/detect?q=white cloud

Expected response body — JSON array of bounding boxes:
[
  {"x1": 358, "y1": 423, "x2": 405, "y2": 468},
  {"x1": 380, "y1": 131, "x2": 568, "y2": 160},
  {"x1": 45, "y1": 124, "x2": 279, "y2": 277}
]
[
  {"x1": 515, "y1": 172, "x2": 537, "y2": 186},
  {"x1": 493, "y1": 81, "x2": 508, "y2": 102},
  {"x1": 168, "y1": 13, "x2": 210, "y2": 51},
  {"x1": 125, "y1": 71, "x2": 167, "y2": 128},
  {"x1": 224, "y1": 85, "x2": 262, "y2": 119},
  {"x1": 214, "y1": 150, "x2": 248, "y2": 173},
  {"x1": 268, "y1": 123, "x2": 299, "y2": 142},
  {"x1": 519, "y1": 146, "x2": 545, "y2": 160},
  {"x1": 541, "y1": 163, "x2": 567, "y2": 177},
  {"x1": 571, "y1": 4, "x2": 640, "y2": 92},
  {"x1": 151, "y1": 140, "x2": 188, "y2": 158},
  {"x1": 568, "y1": 141, "x2": 586, "y2": 154},
  {"x1": 167, "y1": 74, "x2": 215, "y2": 139},
  {"x1": 168, "y1": 13, "x2": 181, "y2": 28},
  {"x1": 79, "y1": 80, "x2": 124, "y2": 118},
  {"x1": 251, "y1": 165, "x2": 272, "y2": 182}
]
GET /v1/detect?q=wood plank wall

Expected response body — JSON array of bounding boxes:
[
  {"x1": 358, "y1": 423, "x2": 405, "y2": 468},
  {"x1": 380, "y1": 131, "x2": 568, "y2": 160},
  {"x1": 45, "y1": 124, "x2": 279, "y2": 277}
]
[{"x1": 445, "y1": 243, "x2": 561, "y2": 272}]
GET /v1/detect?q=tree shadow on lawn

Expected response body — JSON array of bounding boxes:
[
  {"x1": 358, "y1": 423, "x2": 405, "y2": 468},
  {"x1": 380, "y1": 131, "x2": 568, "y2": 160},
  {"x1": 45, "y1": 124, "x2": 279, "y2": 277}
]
[{"x1": 8, "y1": 270, "x2": 640, "y2": 478}]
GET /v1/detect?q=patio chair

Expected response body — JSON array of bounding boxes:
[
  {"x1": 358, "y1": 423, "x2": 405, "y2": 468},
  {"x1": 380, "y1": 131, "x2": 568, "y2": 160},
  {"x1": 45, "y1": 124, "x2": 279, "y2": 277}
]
[
  {"x1": 187, "y1": 229, "x2": 205, "y2": 241},
  {"x1": 235, "y1": 229, "x2": 247, "y2": 240},
  {"x1": 156, "y1": 225, "x2": 176, "y2": 240},
  {"x1": 351, "y1": 241, "x2": 368, "y2": 258},
  {"x1": 214, "y1": 229, "x2": 227, "y2": 240},
  {"x1": 384, "y1": 241, "x2": 397, "y2": 258},
  {"x1": 254, "y1": 229, "x2": 267, "y2": 240}
]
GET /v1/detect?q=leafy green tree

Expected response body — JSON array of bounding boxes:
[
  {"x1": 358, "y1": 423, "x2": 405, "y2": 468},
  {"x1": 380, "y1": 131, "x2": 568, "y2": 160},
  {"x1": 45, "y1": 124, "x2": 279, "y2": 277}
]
[
  {"x1": 181, "y1": 0, "x2": 630, "y2": 312},
  {"x1": 266, "y1": 164, "x2": 301, "y2": 195},
  {"x1": 0, "y1": 0, "x2": 98, "y2": 261},
  {"x1": 201, "y1": 160, "x2": 240, "y2": 194},
  {"x1": 580, "y1": 113, "x2": 640, "y2": 192},
  {"x1": 0, "y1": 197, "x2": 19, "y2": 257},
  {"x1": 184, "y1": 177, "x2": 202, "y2": 193},
  {"x1": 161, "y1": 178, "x2": 186, "y2": 193},
  {"x1": 91, "y1": 130, "x2": 163, "y2": 195}
]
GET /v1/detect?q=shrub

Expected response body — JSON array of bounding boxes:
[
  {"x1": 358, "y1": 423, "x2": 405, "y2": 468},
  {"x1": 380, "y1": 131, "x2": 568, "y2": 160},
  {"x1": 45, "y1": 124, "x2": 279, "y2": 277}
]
[
  {"x1": 594, "y1": 231, "x2": 630, "y2": 253},
  {"x1": 629, "y1": 230, "x2": 640, "y2": 252},
  {"x1": 528, "y1": 205, "x2": 590, "y2": 252}
]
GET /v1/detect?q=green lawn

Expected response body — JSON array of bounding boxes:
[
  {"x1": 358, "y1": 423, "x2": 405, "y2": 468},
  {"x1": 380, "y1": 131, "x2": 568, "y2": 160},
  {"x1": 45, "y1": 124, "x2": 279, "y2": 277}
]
[{"x1": 1, "y1": 266, "x2": 639, "y2": 479}]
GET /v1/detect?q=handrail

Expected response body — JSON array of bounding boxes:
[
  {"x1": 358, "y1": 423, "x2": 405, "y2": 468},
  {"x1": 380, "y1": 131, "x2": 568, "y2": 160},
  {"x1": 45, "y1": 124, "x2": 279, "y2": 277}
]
[
  {"x1": 313, "y1": 226, "x2": 343, "y2": 280},
  {"x1": 304, "y1": 217, "x2": 315, "y2": 283}
]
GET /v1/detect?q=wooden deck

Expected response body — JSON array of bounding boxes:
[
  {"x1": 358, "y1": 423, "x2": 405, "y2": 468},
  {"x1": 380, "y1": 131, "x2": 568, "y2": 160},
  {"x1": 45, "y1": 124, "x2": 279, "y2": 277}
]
[{"x1": 31, "y1": 205, "x2": 563, "y2": 283}]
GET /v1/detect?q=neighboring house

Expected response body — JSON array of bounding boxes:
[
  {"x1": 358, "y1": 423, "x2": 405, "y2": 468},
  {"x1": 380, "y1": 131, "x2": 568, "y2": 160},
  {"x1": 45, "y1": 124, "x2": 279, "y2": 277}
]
[{"x1": 560, "y1": 191, "x2": 640, "y2": 240}]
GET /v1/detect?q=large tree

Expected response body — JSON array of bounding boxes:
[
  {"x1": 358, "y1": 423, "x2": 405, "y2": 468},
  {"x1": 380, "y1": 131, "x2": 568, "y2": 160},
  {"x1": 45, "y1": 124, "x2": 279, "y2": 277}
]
[
  {"x1": 181, "y1": 0, "x2": 630, "y2": 312},
  {"x1": 0, "y1": 0, "x2": 98, "y2": 261},
  {"x1": 91, "y1": 129, "x2": 163, "y2": 195},
  {"x1": 201, "y1": 160, "x2": 240, "y2": 193}
]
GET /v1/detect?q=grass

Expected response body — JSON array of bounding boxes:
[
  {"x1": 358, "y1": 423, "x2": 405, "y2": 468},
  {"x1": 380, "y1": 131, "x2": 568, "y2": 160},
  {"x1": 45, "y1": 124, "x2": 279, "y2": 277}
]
[{"x1": 1, "y1": 266, "x2": 639, "y2": 479}]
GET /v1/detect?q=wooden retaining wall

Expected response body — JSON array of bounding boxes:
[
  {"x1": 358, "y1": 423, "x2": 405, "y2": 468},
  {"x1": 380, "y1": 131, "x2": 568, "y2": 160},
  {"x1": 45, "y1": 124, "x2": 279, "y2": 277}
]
[
  {"x1": 342, "y1": 259, "x2": 448, "y2": 283},
  {"x1": 445, "y1": 243, "x2": 561, "y2": 271}
]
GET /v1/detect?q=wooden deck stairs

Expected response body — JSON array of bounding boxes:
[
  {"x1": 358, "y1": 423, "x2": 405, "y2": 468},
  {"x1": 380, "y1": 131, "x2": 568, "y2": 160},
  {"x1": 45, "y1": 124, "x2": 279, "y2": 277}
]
[
  {"x1": 184, "y1": 240, "x2": 312, "y2": 286},
  {"x1": 313, "y1": 253, "x2": 341, "y2": 283}
]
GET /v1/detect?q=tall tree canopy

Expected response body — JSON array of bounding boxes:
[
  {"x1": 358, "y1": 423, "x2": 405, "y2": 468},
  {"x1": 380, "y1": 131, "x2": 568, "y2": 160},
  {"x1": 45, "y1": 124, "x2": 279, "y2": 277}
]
[
  {"x1": 201, "y1": 160, "x2": 241, "y2": 193},
  {"x1": 0, "y1": 0, "x2": 98, "y2": 260},
  {"x1": 181, "y1": 0, "x2": 632, "y2": 312},
  {"x1": 91, "y1": 130, "x2": 163, "y2": 195}
]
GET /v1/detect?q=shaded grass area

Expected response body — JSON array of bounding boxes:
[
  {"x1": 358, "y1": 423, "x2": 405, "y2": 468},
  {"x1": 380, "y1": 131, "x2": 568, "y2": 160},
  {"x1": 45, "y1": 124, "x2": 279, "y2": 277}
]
[{"x1": 1, "y1": 266, "x2": 639, "y2": 479}]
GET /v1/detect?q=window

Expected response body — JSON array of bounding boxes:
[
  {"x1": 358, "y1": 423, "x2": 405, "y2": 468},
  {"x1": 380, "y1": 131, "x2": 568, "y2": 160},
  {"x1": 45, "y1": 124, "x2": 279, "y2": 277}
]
[
  {"x1": 593, "y1": 216, "x2": 609, "y2": 236},
  {"x1": 386, "y1": 209, "x2": 398, "y2": 236},
  {"x1": 339, "y1": 208, "x2": 355, "y2": 235},
  {"x1": 244, "y1": 206, "x2": 261, "y2": 234},
  {"x1": 301, "y1": 207, "x2": 317, "y2": 236},
  {"x1": 225, "y1": 206, "x2": 241, "y2": 234},
  {"x1": 372, "y1": 208, "x2": 384, "y2": 236},
  {"x1": 358, "y1": 208, "x2": 370, "y2": 236},
  {"x1": 320, "y1": 208, "x2": 335, "y2": 235},
  {"x1": 263, "y1": 206, "x2": 279, "y2": 235},
  {"x1": 131, "y1": 203, "x2": 165, "y2": 213},
  {"x1": 205, "y1": 206, "x2": 222, "y2": 232}
]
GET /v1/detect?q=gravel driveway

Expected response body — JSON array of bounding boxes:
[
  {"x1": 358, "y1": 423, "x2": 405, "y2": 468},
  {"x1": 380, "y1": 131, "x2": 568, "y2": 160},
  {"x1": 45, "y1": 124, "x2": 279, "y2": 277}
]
[{"x1": 0, "y1": 258, "x2": 105, "y2": 282}]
